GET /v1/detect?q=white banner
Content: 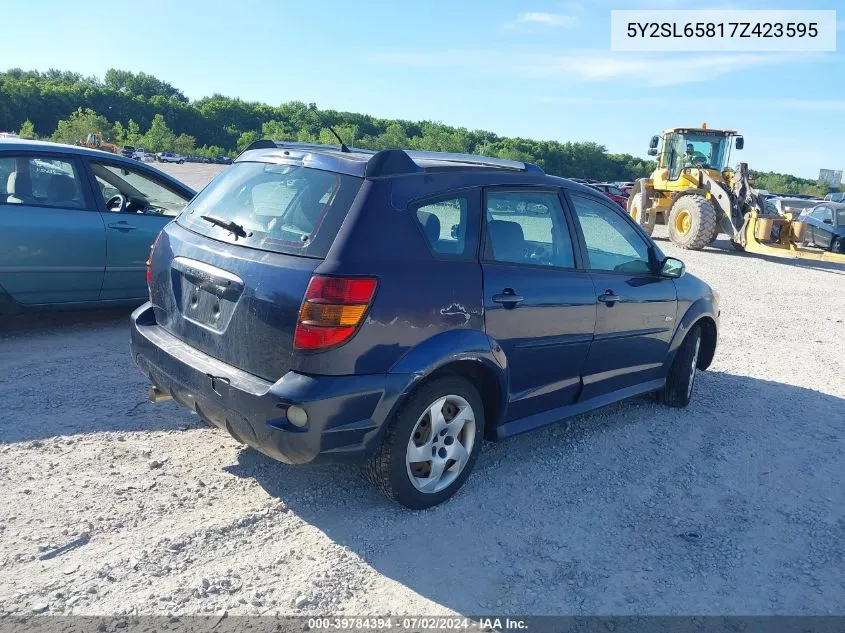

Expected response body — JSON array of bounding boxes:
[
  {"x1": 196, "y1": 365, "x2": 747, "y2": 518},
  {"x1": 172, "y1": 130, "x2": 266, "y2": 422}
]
[{"x1": 610, "y1": 10, "x2": 836, "y2": 52}]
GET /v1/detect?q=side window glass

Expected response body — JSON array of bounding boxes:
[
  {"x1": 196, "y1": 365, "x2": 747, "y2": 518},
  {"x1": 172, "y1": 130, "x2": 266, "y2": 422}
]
[
  {"x1": 91, "y1": 162, "x2": 190, "y2": 216},
  {"x1": 484, "y1": 190, "x2": 574, "y2": 268},
  {"x1": 1, "y1": 156, "x2": 85, "y2": 209},
  {"x1": 570, "y1": 194, "x2": 652, "y2": 274},
  {"x1": 413, "y1": 196, "x2": 471, "y2": 259}
]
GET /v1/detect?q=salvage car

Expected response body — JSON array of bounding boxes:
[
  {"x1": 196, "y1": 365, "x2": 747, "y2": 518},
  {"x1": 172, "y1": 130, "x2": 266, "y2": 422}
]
[
  {"x1": 589, "y1": 183, "x2": 628, "y2": 209},
  {"x1": 0, "y1": 139, "x2": 195, "y2": 311},
  {"x1": 798, "y1": 203, "x2": 845, "y2": 253},
  {"x1": 131, "y1": 142, "x2": 719, "y2": 508}
]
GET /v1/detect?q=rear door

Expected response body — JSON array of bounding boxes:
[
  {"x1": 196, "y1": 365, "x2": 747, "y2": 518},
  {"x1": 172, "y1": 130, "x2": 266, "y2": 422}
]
[
  {"x1": 481, "y1": 187, "x2": 596, "y2": 421},
  {"x1": 85, "y1": 159, "x2": 193, "y2": 301},
  {"x1": 0, "y1": 153, "x2": 105, "y2": 304},
  {"x1": 567, "y1": 192, "x2": 678, "y2": 401},
  {"x1": 809, "y1": 206, "x2": 833, "y2": 249}
]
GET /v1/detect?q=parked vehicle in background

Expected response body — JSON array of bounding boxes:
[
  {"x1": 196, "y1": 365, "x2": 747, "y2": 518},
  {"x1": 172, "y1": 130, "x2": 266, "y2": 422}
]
[
  {"x1": 589, "y1": 183, "x2": 628, "y2": 208},
  {"x1": 131, "y1": 148, "x2": 148, "y2": 161},
  {"x1": 121, "y1": 145, "x2": 136, "y2": 159},
  {"x1": 156, "y1": 151, "x2": 185, "y2": 164},
  {"x1": 764, "y1": 197, "x2": 819, "y2": 218},
  {"x1": 0, "y1": 132, "x2": 21, "y2": 140},
  {"x1": 131, "y1": 141, "x2": 719, "y2": 509},
  {"x1": 797, "y1": 203, "x2": 845, "y2": 253},
  {"x1": 823, "y1": 192, "x2": 845, "y2": 203},
  {"x1": 0, "y1": 139, "x2": 195, "y2": 312},
  {"x1": 215, "y1": 155, "x2": 233, "y2": 164}
]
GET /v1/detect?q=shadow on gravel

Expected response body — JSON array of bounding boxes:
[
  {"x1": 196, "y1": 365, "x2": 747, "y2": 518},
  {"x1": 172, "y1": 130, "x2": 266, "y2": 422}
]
[
  {"x1": 0, "y1": 306, "x2": 135, "y2": 335},
  {"x1": 0, "y1": 305, "x2": 205, "y2": 443},
  {"x1": 226, "y1": 370, "x2": 845, "y2": 615}
]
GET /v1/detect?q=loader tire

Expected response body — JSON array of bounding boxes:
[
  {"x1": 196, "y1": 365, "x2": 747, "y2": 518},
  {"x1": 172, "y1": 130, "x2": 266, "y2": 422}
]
[
  {"x1": 709, "y1": 218, "x2": 721, "y2": 243},
  {"x1": 628, "y1": 181, "x2": 655, "y2": 236},
  {"x1": 667, "y1": 195, "x2": 717, "y2": 250}
]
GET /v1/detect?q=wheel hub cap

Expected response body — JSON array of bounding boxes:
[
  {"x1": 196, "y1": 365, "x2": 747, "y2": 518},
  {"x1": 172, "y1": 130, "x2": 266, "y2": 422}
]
[
  {"x1": 406, "y1": 395, "x2": 476, "y2": 494},
  {"x1": 675, "y1": 210, "x2": 692, "y2": 235}
]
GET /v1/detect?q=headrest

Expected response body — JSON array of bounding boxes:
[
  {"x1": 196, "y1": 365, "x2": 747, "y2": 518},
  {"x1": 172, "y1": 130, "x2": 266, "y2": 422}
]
[
  {"x1": 487, "y1": 219, "x2": 525, "y2": 260},
  {"x1": 7, "y1": 170, "x2": 33, "y2": 197},
  {"x1": 416, "y1": 210, "x2": 441, "y2": 244},
  {"x1": 47, "y1": 174, "x2": 78, "y2": 203}
]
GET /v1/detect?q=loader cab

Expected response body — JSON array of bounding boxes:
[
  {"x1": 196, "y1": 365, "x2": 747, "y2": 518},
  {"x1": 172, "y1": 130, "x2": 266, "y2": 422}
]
[{"x1": 660, "y1": 127, "x2": 737, "y2": 183}]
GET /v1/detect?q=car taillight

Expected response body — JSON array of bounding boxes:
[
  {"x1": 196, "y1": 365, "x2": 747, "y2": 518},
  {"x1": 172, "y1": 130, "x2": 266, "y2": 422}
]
[
  {"x1": 146, "y1": 232, "x2": 162, "y2": 290},
  {"x1": 294, "y1": 275, "x2": 377, "y2": 351}
]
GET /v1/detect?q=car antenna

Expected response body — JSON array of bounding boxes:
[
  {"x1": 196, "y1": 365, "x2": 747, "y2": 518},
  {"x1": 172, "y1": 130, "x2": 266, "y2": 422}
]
[{"x1": 325, "y1": 125, "x2": 350, "y2": 153}]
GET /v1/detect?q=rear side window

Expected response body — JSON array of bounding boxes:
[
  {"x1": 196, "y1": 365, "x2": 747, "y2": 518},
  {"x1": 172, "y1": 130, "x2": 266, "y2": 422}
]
[
  {"x1": 178, "y1": 162, "x2": 362, "y2": 258},
  {"x1": 1, "y1": 156, "x2": 85, "y2": 209},
  {"x1": 484, "y1": 190, "x2": 575, "y2": 268},
  {"x1": 412, "y1": 195, "x2": 476, "y2": 259}
]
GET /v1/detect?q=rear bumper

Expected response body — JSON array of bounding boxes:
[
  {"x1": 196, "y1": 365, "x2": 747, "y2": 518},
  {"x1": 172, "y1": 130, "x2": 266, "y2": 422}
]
[{"x1": 130, "y1": 302, "x2": 413, "y2": 464}]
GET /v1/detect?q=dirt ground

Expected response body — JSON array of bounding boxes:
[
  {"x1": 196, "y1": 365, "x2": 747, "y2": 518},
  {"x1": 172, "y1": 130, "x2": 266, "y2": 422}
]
[{"x1": 1, "y1": 163, "x2": 843, "y2": 617}]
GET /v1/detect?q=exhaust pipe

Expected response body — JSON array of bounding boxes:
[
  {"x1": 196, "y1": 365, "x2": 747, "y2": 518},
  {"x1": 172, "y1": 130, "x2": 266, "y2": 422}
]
[{"x1": 148, "y1": 386, "x2": 172, "y2": 403}]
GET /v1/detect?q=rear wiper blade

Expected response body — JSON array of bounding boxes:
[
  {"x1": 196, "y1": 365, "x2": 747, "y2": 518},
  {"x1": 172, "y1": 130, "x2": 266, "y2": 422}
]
[{"x1": 200, "y1": 215, "x2": 250, "y2": 239}]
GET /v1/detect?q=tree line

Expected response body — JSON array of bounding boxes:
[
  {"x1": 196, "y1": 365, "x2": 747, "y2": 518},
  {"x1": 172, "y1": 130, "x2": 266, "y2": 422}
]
[{"x1": 0, "y1": 68, "x2": 838, "y2": 195}]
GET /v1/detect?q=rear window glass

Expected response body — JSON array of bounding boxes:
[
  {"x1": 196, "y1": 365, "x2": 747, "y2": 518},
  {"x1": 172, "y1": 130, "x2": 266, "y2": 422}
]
[{"x1": 178, "y1": 162, "x2": 362, "y2": 258}]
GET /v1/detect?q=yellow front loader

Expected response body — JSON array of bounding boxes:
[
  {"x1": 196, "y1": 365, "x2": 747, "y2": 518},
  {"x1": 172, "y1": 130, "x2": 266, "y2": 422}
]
[{"x1": 627, "y1": 124, "x2": 845, "y2": 264}]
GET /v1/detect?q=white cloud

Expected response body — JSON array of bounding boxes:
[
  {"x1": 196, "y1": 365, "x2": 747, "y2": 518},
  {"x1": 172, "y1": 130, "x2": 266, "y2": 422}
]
[
  {"x1": 369, "y1": 49, "x2": 817, "y2": 87},
  {"x1": 537, "y1": 96, "x2": 845, "y2": 111},
  {"x1": 506, "y1": 11, "x2": 579, "y2": 29}
]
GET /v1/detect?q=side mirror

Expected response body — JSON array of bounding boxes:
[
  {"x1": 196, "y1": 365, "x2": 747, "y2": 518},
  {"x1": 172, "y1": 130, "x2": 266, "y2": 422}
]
[
  {"x1": 735, "y1": 136, "x2": 744, "y2": 150},
  {"x1": 660, "y1": 257, "x2": 685, "y2": 278},
  {"x1": 823, "y1": 218, "x2": 833, "y2": 224},
  {"x1": 647, "y1": 148, "x2": 658, "y2": 156},
  {"x1": 649, "y1": 135, "x2": 660, "y2": 149}
]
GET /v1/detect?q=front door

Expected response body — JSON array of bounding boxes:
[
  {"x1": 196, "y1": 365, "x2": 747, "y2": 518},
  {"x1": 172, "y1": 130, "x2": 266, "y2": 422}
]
[
  {"x1": 481, "y1": 188, "x2": 596, "y2": 422},
  {"x1": 567, "y1": 193, "x2": 678, "y2": 401},
  {"x1": 88, "y1": 160, "x2": 192, "y2": 300},
  {"x1": 0, "y1": 154, "x2": 105, "y2": 305}
]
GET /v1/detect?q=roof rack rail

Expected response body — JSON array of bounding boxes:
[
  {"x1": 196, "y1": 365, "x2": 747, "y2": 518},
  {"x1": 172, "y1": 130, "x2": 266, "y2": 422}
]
[
  {"x1": 238, "y1": 142, "x2": 545, "y2": 178},
  {"x1": 404, "y1": 150, "x2": 543, "y2": 173},
  {"x1": 241, "y1": 139, "x2": 376, "y2": 155}
]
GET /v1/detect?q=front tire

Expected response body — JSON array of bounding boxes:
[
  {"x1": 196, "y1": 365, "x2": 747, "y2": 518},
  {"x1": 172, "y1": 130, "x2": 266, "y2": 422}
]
[
  {"x1": 668, "y1": 195, "x2": 718, "y2": 250},
  {"x1": 832, "y1": 237, "x2": 843, "y2": 254},
  {"x1": 365, "y1": 376, "x2": 484, "y2": 509},
  {"x1": 628, "y1": 181, "x2": 655, "y2": 236},
  {"x1": 659, "y1": 325, "x2": 702, "y2": 408}
]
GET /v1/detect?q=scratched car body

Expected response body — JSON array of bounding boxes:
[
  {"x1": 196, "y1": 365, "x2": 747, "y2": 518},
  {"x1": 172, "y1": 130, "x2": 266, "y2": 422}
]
[{"x1": 131, "y1": 141, "x2": 719, "y2": 508}]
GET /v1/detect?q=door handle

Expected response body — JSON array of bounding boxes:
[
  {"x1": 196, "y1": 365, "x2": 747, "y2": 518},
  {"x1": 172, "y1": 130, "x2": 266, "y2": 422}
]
[
  {"x1": 492, "y1": 289, "x2": 524, "y2": 309},
  {"x1": 598, "y1": 290, "x2": 623, "y2": 305},
  {"x1": 108, "y1": 222, "x2": 137, "y2": 231}
]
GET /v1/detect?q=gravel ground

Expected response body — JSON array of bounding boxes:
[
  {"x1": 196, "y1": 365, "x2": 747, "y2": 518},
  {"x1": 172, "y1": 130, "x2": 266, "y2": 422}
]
[{"x1": 1, "y1": 163, "x2": 844, "y2": 617}]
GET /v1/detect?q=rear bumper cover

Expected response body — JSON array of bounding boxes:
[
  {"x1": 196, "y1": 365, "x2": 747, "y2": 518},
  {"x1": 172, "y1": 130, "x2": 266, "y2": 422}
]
[{"x1": 130, "y1": 303, "x2": 412, "y2": 464}]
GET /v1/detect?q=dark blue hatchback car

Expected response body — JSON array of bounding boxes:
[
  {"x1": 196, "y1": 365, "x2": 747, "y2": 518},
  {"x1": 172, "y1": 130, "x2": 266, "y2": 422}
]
[{"x1": 131, "y1": 141, "x2": 719, "y2": 508}]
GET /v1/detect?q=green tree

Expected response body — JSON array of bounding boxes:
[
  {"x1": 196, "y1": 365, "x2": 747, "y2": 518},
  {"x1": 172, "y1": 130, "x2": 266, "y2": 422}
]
[
  {"x1": 236, "y1": 130, "x2": 260, "y2": 152},
  {"x1": 126, "y1": 119, "x2": 142, "y2": 146},
  {"x1": 113, "y1": 121, "x2": 126, "y2": 145},
  {"x1": 173, "y1": 133, "x2": 196, "y2": 156},
  {"x1": 51, "y1": 108, "x2": 113, "y2": 144},
  {"x1": 18, "y1": 119, "x2": 36, "y2": 139},
  {"x1": 141, "y1": 114, "x2": 175, "y2": 152}
]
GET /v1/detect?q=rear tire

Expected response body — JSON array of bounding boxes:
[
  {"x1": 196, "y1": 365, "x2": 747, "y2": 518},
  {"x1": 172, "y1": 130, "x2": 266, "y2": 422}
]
[
  {"x1": 365, "y1": 376, "x2": 484, "y2": 509},
  {"x1": 668, "y1": 195, "x2": 717, "y2": 250},
  {"x1": 659, "y1": 325, "x2": 702, "y2": 408},
  {"x1": 832, "y1": 237, "x2": 843, "y2": 254}
]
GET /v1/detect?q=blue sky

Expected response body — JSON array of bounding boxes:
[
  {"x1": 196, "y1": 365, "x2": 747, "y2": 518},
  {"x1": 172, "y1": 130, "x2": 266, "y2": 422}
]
[{"x1": 2, "y1": 0, "x2": 843, "y2": 178}]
